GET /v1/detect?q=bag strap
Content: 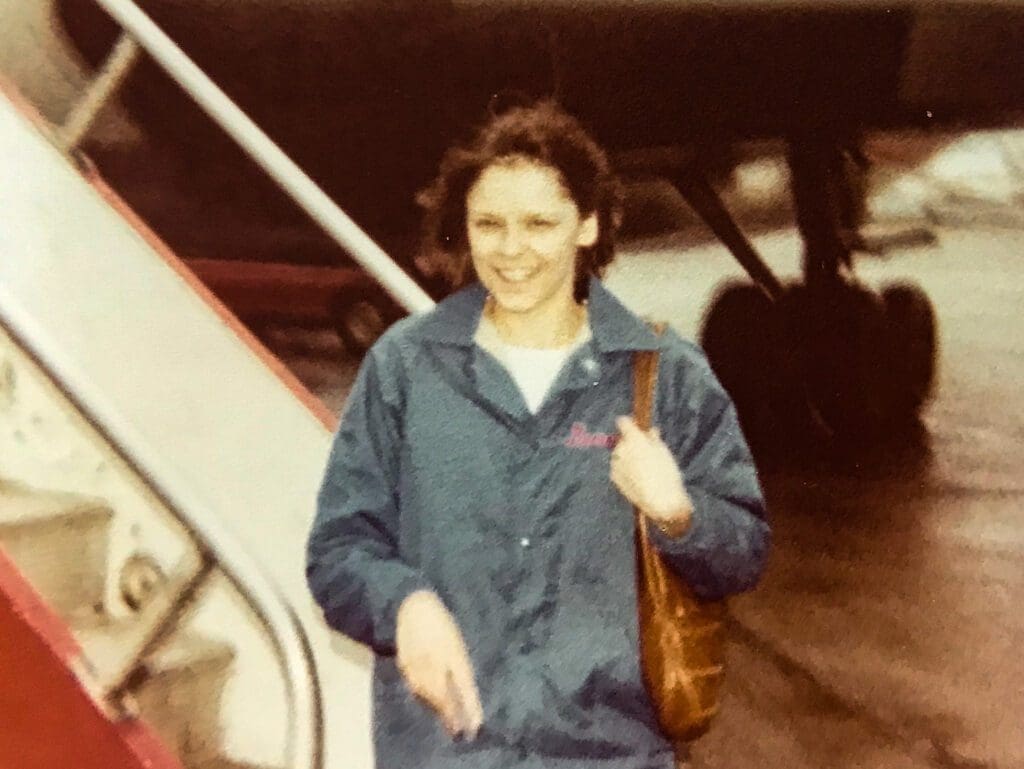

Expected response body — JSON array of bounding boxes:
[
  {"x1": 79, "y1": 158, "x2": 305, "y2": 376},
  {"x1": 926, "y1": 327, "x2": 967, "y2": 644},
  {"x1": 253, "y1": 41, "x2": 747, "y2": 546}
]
[
  {"x1": 632, "y1": 322, "x2": 667, "y2": 430},
  {"x1": 632, "y1": 322, "x2": 667, "y2": 550}
]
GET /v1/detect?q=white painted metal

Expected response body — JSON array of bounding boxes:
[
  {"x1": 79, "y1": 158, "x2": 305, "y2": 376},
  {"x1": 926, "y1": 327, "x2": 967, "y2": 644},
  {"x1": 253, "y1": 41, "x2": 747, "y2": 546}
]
[{"x1": 57, "y1": 31, "x2": 140, "y2": 152}]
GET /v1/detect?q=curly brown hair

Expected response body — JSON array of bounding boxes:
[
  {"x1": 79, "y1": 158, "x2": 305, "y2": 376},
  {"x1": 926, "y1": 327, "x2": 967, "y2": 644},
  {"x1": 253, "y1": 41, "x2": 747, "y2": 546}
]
[{"x1": 416, "y1": 101, "x2": 623, "y2": 301}]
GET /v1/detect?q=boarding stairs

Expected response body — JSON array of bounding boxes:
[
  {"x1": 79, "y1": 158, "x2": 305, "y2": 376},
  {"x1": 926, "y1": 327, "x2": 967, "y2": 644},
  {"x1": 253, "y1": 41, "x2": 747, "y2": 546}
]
[
  {"x1": 0, "y1": 0, "x2": 435, "y2": 766},
  {"x1": 0, "y1": 205, "x2": 318, "y2": 769}
]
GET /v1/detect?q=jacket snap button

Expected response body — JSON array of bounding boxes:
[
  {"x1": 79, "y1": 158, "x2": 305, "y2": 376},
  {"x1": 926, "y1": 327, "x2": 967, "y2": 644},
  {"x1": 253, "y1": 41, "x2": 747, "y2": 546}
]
[{"x1": 520, "y1": 537, "x2": 531, "y2": 548}]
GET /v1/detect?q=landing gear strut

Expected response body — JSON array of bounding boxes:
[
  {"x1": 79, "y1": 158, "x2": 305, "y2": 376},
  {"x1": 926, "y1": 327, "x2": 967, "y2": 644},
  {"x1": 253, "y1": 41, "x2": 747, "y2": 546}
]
[{"x1": 660, "y1": 137, "x2": 939, "y2": 454}]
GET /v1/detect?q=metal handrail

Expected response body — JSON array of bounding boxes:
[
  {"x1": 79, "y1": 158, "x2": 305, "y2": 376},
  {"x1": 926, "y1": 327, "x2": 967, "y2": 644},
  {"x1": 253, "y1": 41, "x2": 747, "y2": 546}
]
[
  {"x1": 0, "y1": 296, "x2": 322, "y2": 769},
  {"x1": 90, "y1": 0, "x2": 435, "y2": 316},
  {"x1": 58, "y1": 31, "x2": 140, "y2": 152}
]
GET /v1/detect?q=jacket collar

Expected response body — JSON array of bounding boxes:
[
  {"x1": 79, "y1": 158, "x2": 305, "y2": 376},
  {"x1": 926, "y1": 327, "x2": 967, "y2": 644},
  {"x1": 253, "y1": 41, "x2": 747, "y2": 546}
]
[{"x1": 411, "y1": 276, "x2": 661, "y2": 353}]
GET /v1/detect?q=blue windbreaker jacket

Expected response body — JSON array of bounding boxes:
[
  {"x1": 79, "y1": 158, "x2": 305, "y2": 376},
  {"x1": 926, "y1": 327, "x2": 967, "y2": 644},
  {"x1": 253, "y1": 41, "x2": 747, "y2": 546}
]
[{"x1": 307, "y1": 278, "x2": 770, "y2": 769}]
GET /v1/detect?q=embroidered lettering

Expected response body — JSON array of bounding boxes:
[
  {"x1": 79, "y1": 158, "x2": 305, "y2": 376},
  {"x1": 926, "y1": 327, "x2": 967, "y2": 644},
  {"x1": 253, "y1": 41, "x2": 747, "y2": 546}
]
[{"x1": 563, "y1": 422, "x2": 617, "y2": 449}]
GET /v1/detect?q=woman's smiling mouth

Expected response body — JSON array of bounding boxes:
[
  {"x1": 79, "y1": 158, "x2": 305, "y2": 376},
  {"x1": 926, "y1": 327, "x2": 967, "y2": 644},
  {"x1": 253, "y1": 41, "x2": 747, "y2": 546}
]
[{"x1": 494, "y1": 266, "x2": 538, "y2": 284}]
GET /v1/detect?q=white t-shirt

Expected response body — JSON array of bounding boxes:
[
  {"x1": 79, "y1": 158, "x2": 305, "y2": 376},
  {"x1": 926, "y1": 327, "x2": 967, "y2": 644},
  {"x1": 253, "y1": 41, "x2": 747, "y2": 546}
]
[{"x1": 475, "y1": 315, "x2": 592, "y2": 414}]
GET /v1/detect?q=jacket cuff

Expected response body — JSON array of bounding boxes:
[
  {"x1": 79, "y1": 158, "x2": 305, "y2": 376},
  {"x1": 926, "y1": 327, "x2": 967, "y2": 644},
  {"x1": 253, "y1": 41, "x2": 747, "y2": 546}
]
[
  {"x1": 648, "y1": 486, "x2": 708, "y2": 554},
  {"x1": 373, "y1": 570, "x2": 435, "y2": 656}
]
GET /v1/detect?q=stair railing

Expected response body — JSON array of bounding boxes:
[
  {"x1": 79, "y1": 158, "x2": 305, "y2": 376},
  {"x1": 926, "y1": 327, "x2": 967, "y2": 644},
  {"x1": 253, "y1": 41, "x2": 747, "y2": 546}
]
[
  {"x1": 0, "y1": 302, "x2": 323, "y2": 769},
  {"x1": 69, "y1": 0, "x2": 435, "y2": 317}
]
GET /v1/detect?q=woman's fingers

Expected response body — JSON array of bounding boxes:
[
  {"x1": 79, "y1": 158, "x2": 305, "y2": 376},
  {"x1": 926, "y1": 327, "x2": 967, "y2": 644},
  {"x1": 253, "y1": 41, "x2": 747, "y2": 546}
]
[
  {"x1": 406, "y1": 665, "x2": 463, "y2": 737},
  {"x1": 394, "y1": 592, "x2": 483, "y2": 740},
  {"x1": 439, "y1": 670, "x2": 470, "y2": 737},
  {"x1": 609, "y1": 459, "x2": 626, "y2": 492},
  {"x1": 401, "y1": 647, "x2": 482, "y2": 738},
  {"x1": 615, "y1": 417, "x2": 662, "y2": 458},
  {"x1": 616, "y1": 415, "x2": 643, "y2": 440},
  {"x1": 449, "y1": 653, "x2": 484, "y2": 737},
  {"x1": 611, "y1": 417, "x2": 690, "y2": 523},
  {"x1": 433, "y1": 660, "x2": 482, "y2": 740}
]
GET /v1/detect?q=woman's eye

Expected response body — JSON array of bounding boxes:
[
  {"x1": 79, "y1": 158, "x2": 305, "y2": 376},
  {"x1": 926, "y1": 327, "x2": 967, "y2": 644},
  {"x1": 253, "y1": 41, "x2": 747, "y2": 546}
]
[
  {"x1": 527, "y1": 218, "x2": 556, "y2": 229},
  {"x1": 473, "y1": 219, "x2": 500, "y2": 230}
]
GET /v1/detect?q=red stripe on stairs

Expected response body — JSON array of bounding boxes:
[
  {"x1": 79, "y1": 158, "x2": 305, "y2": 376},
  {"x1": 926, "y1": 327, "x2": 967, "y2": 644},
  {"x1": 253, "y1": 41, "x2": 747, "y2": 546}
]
[{"x1": 0, "y1": 546, "x2": 185, "y2": 769}]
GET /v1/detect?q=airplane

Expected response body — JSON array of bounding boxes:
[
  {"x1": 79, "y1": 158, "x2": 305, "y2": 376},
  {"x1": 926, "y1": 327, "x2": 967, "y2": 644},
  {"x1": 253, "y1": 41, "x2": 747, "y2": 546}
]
[{"x1": 52, "y1": 0, "x2": 1024, "y2": 449}]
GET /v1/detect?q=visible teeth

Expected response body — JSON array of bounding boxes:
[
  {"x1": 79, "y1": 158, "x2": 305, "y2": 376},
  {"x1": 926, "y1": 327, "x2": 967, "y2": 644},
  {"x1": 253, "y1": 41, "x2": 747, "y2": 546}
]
[{"x1": 498, "y1": 268, "x2": 533, "y2": 282}]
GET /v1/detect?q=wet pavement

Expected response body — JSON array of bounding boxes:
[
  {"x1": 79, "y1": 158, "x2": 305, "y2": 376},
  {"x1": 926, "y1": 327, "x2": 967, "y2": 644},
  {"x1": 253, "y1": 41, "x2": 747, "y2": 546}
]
[{"x1": 273, "y1": 223, "x2": 1024, "y2": 769}]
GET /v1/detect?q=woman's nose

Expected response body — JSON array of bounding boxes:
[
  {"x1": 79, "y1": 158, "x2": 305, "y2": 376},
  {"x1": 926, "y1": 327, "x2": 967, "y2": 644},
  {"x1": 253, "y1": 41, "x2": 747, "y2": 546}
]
[{"x1": 498, "y1": 227, "x2": 526, "y2": 256}]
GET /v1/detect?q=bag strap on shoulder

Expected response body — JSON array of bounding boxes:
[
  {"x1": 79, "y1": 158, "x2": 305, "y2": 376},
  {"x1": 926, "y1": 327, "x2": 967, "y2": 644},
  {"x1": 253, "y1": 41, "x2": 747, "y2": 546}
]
[{"x1": 632, "y1": 321, "x2": 667, "y2": 430}]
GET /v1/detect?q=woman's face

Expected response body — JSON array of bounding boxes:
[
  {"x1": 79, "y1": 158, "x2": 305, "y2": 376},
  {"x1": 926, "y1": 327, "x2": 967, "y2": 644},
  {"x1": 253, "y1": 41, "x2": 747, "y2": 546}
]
[{"x1": 466, "y1": 157, "x2": 597, "y2": 316}]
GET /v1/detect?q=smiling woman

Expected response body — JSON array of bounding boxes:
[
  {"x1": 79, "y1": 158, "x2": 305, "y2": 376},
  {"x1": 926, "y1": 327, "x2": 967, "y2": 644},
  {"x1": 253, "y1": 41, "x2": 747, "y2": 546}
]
[
  {"x1": 467, "y1": 157, "x2": 596, "y2": 347},
  {"x1": 417, "y1": 102, "x2": 622, "y2": 302},
  {"x1": 306, "y1": 101, "x2": 770, "y2": 769}
]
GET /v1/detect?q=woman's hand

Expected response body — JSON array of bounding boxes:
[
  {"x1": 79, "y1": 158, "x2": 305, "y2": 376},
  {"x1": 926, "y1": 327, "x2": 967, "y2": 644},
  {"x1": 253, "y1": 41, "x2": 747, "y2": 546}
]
[
  {"x1": 610, "y1": 416, "x2": 694, "y2": 537},
  {"x1": 395, "y1": 590, "x2": 484, "y2": 740}
]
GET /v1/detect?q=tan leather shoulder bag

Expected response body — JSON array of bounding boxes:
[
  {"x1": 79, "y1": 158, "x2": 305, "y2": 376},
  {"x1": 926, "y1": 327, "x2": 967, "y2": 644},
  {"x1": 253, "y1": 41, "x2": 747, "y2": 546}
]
[{"x1": 633, "y1": 328, "x2": 729, "y2": 744}]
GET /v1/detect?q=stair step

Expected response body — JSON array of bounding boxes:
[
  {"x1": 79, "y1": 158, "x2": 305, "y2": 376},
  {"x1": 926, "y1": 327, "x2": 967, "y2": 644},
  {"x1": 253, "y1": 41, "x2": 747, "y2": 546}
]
[
  {"x1": 0, "y1": 481, "x2": 113, "y2": 618},
  {"x1": 74, "y1": 617, "x2": 235, "y2": 681},
  {"x1": 74, "y1": 616, "x2": 236, "y2": 765}
]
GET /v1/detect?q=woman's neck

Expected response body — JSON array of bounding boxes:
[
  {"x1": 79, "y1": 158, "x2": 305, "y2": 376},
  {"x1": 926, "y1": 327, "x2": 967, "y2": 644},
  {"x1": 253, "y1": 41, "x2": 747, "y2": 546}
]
[{"x1": 485, "y1": 294, "x2": 587, "y2": 349}]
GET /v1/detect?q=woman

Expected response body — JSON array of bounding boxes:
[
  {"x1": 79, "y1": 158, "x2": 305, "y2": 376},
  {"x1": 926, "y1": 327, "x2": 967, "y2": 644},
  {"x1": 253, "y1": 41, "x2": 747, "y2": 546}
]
[{"x1": 307, "y1": 102, "x2": 770, "y2": 769}]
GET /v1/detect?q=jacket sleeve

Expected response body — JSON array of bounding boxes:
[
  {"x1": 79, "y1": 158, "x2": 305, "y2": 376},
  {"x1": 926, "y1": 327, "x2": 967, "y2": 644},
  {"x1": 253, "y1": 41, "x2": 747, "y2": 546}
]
[
  {"x1": 651, "y1": 343, "x2": 771, "y2": 602},
  {"x1": 306, "y1": 341, "x2": 431, "y2": 656}
]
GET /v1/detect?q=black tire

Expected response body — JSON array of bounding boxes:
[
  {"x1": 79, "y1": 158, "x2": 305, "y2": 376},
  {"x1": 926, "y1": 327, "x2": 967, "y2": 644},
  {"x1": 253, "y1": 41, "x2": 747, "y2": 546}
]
[
  {"x1": 782, "y1": 281, "x2": 891, "y2": 444},
  {"x1": 700, "y1": 282, "x2": 791, "y2": 445},
  {"x1": 882, "y1": 283, "x2": 938, "y2": 417}
]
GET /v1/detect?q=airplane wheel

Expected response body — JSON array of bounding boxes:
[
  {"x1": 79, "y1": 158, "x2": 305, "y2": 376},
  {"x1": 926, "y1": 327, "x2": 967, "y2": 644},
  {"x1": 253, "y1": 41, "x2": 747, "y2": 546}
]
[
  {"x1": 783, "y1": 282, "x2": 890, "y2": 443},
  {"x1": 881, "y1": 282, "x2": 937, "y2": 418},
  {"x1": 700, "y1": 282, "x2": 791, "y2": 444},
  {"x1": 701, "y1": 280, "x2": 936, "y2": 457}
]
